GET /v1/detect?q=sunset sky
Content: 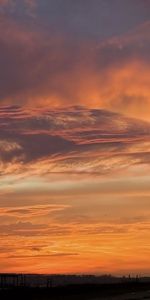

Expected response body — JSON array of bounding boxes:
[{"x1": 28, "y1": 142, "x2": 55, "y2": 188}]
[{"x1": 0, "y1": 0, "x2": 150, "y2": 276}]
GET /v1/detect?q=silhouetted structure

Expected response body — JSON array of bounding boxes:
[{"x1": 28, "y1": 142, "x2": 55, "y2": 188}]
[
  {"x1": 0, "y1": 274, "x2": 25, "y2": 288},
  {"x1": 47, "y1": 277, "x2": 53, "y2": 288},
  {"x1": 0, "y1": 273, "x2": 150, "y2": 289}
]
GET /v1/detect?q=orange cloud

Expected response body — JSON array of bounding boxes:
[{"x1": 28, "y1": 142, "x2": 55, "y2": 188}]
[
  {"x1": 1, "y1": 220, "x2": 150, "y2": 274},
  {"x1": 0, "y1": 16, "x2": 150, "y2": 276},
  {"x1": 0, "y1": 106, "x2": 150, "y2": 179},
  {"x1": 0, "y1": 18, "x2": 149, "y2": 120},
  {"x1": 0, "y1": 173, "x2": 150, "y2": 275}
]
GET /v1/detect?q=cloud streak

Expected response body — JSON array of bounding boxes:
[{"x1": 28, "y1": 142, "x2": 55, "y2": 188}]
[{"x1": 0, "y1": 106, "x2": 150, "y2": 179}]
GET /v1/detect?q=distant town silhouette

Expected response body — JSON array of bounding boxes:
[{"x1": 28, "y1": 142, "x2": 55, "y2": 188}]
[{"x1": 1, "y1": 273, "x2": 150, "y2": 300}]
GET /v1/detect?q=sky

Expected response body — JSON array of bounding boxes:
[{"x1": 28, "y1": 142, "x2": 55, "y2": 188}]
[{"x1": 0, "y1": 0, "x2": 150, "y2": 275}]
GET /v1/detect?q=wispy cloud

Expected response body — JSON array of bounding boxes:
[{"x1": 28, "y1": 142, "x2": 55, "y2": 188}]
[{"x1": 0, "y1": 106, "x2": 149, "y2": 179}]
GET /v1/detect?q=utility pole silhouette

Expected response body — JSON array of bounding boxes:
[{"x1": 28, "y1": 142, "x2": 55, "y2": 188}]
[{"x1": 47, "y1": 277, "x2": 53, "y2": 288}]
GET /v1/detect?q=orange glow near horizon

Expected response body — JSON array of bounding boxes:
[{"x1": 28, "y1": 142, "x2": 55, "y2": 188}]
[{"x1": 0, "y1": 173, "x2": 150, "y2": 275}]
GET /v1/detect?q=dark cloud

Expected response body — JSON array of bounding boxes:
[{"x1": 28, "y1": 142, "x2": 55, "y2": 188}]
[
  {"x1": 8, "y1": 253, "x2": 79, "y2": 259},
  {"x1": 0, "y1": 204, "x2": 69, "y2": 218},
  {"x1": 1, "y1": 0, "x2": 150, "y2": 38},
  {"x1": 0, "y1": 106, "x2": 150, "y2": 176},
  {"x1": 0, "y1": 221, "x2": 46, "y2": 236},
  {"x1": 0, "y1": 16, "x2": 149, "y2": 118},
  {"x1": 0, "y1": 221, "x2": 72, "y2": 237}
]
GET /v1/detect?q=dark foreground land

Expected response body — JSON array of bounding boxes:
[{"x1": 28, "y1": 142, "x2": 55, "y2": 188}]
[{"x1": 1, "y1": 282, "x2": 150, "y2": 300}]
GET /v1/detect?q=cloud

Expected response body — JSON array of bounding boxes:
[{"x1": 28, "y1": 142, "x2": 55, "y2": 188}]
[
  {"x1": 0, "y1": 0, "x2": 37, "y2": 16},
  {"x1": 0, "y1": 0, "x2": 9, "y2": 5},
  {"x1": 1, "y1": 0, "x2": 150, "y2": 38},
  {"x1": 0, "y1": 3, "x2": 150, "y2": 275},
  {"x1": 0, "y1": 17, "x2": 149, "y2": 120},
  {"x1": 1, "y1": 198, "x2": 150, "y2": 274},
  {"x1": 0, "y1": 221, "x2": 46, "y2": 236},
  {"x1": 0, "y1": 106, "x2": 149, "y2": 178},
  {"x1": 0, "y1": 204, "x2": 70, "y2": 218},
  {"x1": 8, "y1": 252, "x2": 79, "y2": 259}
]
